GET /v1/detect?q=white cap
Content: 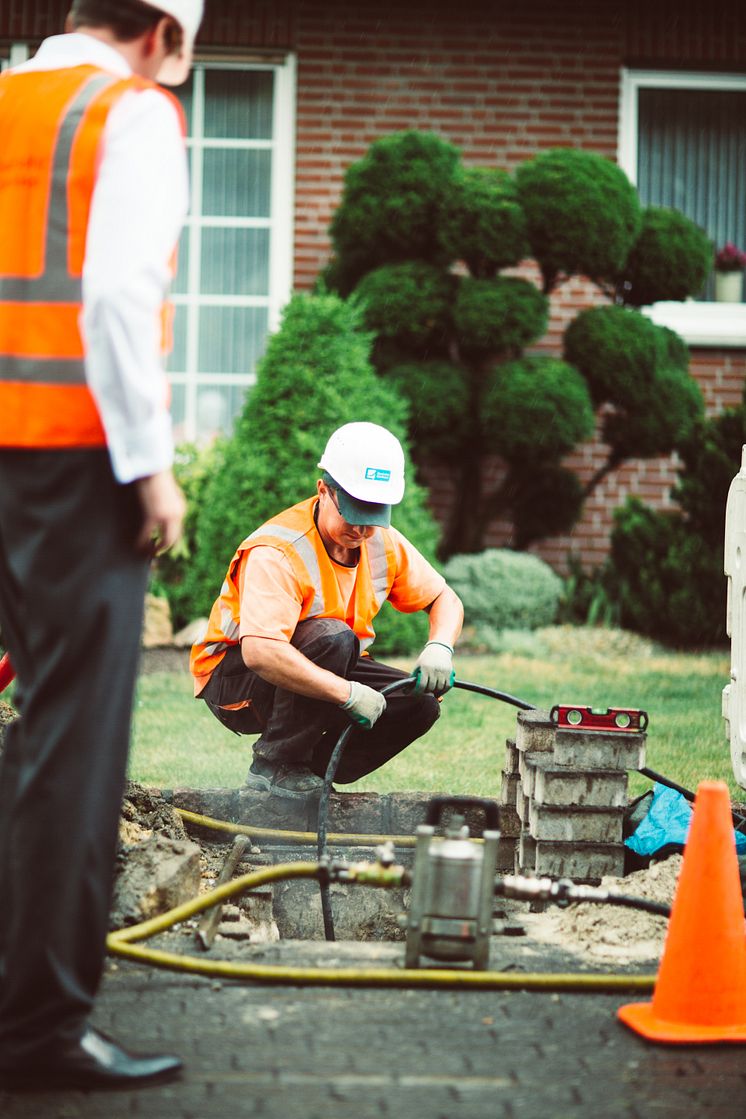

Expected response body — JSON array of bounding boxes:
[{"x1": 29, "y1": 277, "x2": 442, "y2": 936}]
[
  {"x1": 318, "y1": 423, "x2": 405, "y2": 506},
  {"x1": 155, "y1": 0, "x2": 204, "y2": 86}
]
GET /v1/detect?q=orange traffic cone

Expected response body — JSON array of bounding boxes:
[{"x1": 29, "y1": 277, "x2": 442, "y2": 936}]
[{"x1": 618, "y1": 780, "x2": 746, "y2": 1043}]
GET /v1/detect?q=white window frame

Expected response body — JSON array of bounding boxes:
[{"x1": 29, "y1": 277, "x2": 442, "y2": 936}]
[
  {"x1": 619, "y1": 68, "x2": 746, "y2": 348},
  {"x1": 171, "y1": 53, "x2": 297, "y2": 440},
  {"x1": 1, "y1": 42, "x2": 30, "y2": 69}
]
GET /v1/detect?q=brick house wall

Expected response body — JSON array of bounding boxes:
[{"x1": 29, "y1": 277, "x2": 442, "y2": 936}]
[{"x1": 3, "y1": 0, "x2": 745, "y2": 571}]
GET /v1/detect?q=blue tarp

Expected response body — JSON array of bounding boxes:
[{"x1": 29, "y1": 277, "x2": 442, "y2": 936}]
[{"x1": 625, "y1": 783, "x2": 746, "y2": 857}]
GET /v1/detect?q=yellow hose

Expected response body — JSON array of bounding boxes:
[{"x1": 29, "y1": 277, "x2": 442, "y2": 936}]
[
  {"x1": 175, "y1": 807, "x2": 420, "y2": 848},
  {"x1": 107, "y1": 860, "x2": 656, "y2": 993},
  {"x1": 109, "y1": 862, "x2": 322, "y2": 945}
]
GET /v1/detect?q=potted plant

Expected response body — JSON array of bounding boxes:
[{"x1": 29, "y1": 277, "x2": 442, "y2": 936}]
[{"x1": 714, "y1": 242, "x2": 746, "y2": 303}]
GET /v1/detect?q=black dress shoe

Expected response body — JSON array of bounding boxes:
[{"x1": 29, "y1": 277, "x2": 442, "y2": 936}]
[{"x1": 0, "y1": 1026, "x2": 183, "y2": 1091}]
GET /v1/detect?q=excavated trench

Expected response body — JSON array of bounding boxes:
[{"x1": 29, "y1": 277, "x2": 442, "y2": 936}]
[
  {"x1": 0, "y1": 692, "x2": 697, "y2": 969},
  {"x1": 112, "y1": 782, "x2": 684, "y2": 970},
  {"x1": 115, "y1": 782, "x2": 484, "y2": 944}
]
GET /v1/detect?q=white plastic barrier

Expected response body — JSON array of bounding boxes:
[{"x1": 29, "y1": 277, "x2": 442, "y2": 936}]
[{"x1": 723, "y1": 444, "x2": 746, "y2": 789}]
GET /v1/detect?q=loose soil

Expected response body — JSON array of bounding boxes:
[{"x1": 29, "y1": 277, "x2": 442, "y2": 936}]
[{"x1": 524, "y1": 856, "x2": 682, "y2": 964}]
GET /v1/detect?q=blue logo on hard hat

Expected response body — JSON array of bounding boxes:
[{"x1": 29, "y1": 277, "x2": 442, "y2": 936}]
[{"x1": 365, "y1": 467, "x2": 391, "y2": 482}]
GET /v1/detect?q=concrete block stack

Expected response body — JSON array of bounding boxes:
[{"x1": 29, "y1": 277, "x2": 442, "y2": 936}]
[{"x1": 499, "y1": 708, "x2": 646, "y2": 881}]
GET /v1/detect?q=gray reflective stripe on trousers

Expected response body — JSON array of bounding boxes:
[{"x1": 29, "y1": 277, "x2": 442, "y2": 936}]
[
  {"x1": 247, "y1": 525, "x2": 325, "y2": 617},
  {"x1": 0, "y1": 72, "x2": 118, "y2": 385}
]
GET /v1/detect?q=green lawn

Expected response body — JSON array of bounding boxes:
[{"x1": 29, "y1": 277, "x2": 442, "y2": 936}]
[{"x1": 129, "y1": 626, "x2": 738, "y2": 801}]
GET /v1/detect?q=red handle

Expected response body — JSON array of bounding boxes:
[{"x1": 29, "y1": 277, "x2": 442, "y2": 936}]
[{"x1": 0, "y1": 652, "x2": 15, "y2": 693}]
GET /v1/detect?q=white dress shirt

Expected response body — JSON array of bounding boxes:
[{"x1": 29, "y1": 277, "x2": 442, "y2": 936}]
[{"x1": 14, "y1": 33, "x2": 189, "y2": 482}]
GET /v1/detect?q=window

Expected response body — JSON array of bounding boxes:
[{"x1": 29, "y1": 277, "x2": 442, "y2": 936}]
[
  {"x1": 619, "y1": 70, "x2": 746, "y2": 347},
  {"x1": 170, "y1": 57, "x2": 296, "y2": 442}
]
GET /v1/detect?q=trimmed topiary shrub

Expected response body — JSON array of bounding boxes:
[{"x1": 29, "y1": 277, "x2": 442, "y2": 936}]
[
  {"x1": 354, "y1": 262, "x2": 454, "y2": 351},
  {"x1": 439, "y1": 166, "x2": 529, "y2": 278},
  {"x1": 615, "y1": 206, "x2": 713, "y2": 307},
  {"x1": 563, "y1": 304, "x2": 664, "y2": 407},
  {"x1": 660, "y1": 325, "x2": 690, "y2": 372},
  {"x1": 482, "y1": 356, "x2": 595, "y2": 463},
  {"x1": 602, "y1": 363, "x2": 703, "y2": 460},
  {"x1": 323, "y1": 130, "x2": 703, "y2": 557},
  {"x1": 563, "y1": 303, "x2": 703, "y2": 462},
  {"x1": 327, "y1": 130, "x2": 460, "y2": 294},
  {"x1": 184, "y1": 292, "x2": 440, "y2": 655},
  {"x1": 453, "y1": 276, "x2": 548, "y2": 355},
  {"x1": 515, "y1": 148, "x2": 642, "y2": 291},
  {"x1": 383, "y1": 360, "x2": 471, "y2": 460},
  {"x1": 443, "y1": 548, "x2": 563, "y2": 635}
]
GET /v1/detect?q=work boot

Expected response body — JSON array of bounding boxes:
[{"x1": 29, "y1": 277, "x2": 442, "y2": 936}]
[{"x1": 245, "y1": 759, "x2": 325, "y2": 800}]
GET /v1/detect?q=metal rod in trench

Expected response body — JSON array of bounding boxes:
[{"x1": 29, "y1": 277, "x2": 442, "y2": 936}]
[{"x1": 196, "y1": 834, "x2": 250, "y2": 950}]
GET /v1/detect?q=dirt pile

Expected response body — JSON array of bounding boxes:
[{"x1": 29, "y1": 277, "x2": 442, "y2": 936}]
[
  {"x1": 119, "y1": 781, "x2": 188, "y2": 845},
  {"x1": 527, "y1": 856, "x2": 682, "y2": 963}
]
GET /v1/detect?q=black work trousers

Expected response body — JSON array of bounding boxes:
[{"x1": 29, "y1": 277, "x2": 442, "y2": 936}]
[
  {"x1": 0, "y1": 449, "x2": 149, "y2": 1063},
  {"x1": 199, "y1": 618, "x2": 440, "y2": 783}
]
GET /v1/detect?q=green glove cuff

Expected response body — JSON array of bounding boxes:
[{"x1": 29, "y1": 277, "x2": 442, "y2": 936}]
[{"x1": 423, "y1": 640, "x2": 454, "y2": 655}]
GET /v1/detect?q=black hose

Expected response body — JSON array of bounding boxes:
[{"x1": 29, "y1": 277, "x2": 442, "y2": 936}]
[
  {"x1": 451, "y1": 679, "x2": 536, "y2": 710},
  {"x1": 318, "y1": 676, "x2": 416, "y2": 940},
  {"x1": 318, "y1": 676, "x2": 539, "y2": 941},
  {"x1": 638, "y1": 766, "x2": 695, "y2": 803},
  {"x1": 582, "y1": 893, "x2": 670, "y2": 918}
]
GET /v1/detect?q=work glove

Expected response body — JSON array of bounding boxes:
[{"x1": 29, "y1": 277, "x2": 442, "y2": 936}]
[
  {"x1": 340, "y1": 680, "x2": 386, "y2": 730},
  {"x1": 413, "y1": 641, "x2": 455, "y2": 696}
]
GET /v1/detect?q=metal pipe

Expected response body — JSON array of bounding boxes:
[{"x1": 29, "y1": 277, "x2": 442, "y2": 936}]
[{"x1": 195, "y1": 834, "x2": 250, "y2": 950}]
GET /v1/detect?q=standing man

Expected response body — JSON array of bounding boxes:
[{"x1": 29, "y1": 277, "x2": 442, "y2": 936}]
[
  {"x1": 0, "y1": 0, "x2": 201, "y2": 1091},
  {"x1": 191, "y1": 422, "x2": 464, "y2": 797}
]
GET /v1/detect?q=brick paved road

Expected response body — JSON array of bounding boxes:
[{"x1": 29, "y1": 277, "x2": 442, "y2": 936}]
[{"x1": 2, "y1": 939, "x2": 746, "y2": 1119}]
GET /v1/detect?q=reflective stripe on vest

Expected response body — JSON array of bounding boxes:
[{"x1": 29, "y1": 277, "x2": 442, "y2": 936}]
[
  {"x1": 366, "y1": 529, "x2": 390, "y2": 610},
  {"x1": 246, "y1": 522, "x2": 326, "y2": 618},
  {"x1": 0, "y1": 67, "x2": 181, "y2": 448}
]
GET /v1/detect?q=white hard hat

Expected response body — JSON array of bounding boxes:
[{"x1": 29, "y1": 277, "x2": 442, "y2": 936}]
[
  {"x1": 318, "y1": 423, "x2": 405, "y2": 525},
  {"x1": 155, "y1": 0, "x2": 204, "y2": 86}
]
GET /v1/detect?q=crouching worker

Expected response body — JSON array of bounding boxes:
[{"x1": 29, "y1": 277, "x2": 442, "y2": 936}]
[{"x1": 190, "y1": 422, "x2": 463, "y2": 799}]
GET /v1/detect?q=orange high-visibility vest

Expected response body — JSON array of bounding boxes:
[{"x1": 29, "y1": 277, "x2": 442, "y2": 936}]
[
  {"x1": 190, "y1": 498, "x2": 398, "y2": 694},
  {"x1": 0, "y1": 64, "x2": 182, "y2": 448}
]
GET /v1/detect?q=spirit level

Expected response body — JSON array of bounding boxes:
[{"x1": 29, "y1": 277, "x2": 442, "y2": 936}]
[{"x1": 550, "y1": 705, "x2": 648, "y2": 733}]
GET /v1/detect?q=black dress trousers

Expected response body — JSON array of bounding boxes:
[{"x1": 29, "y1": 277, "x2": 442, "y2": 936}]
[{"x1": 0, "y1": 448, "x2": 149, "y2": 1062}]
